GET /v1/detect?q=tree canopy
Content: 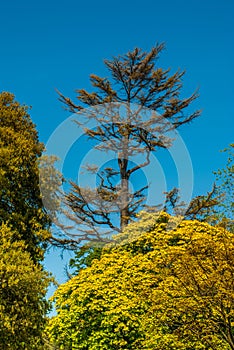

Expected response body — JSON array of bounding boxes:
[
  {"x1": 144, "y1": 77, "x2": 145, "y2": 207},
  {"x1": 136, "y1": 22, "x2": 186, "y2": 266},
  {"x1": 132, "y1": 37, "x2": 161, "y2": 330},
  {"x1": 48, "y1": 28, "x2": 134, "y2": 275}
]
[
  {"x1": 0, "y1": 92, "x2": 50, "y2": 261},
  {"x1": 0, "y1": 223, "x2": 51, "y2": 349},
  {"x1": 0, "y1": 91, "x2": 54, "y2": 347},
  {"x1": 47, "y1": 212, "x2": 234, "y2": 349}
]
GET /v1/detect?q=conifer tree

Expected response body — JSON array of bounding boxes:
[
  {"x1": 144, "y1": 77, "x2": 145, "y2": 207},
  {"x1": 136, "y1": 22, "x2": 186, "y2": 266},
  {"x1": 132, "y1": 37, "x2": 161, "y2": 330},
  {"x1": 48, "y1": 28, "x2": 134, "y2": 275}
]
[{"x1": 58, "y1": 44, "x2": 200, "y2": 244}]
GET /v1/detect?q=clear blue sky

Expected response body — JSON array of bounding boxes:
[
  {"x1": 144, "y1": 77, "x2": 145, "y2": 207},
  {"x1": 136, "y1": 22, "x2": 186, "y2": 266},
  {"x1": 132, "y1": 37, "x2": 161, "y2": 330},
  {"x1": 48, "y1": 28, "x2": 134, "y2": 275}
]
[{"x1": 1, "y1": 0, "x2": 233, "y2": 288}]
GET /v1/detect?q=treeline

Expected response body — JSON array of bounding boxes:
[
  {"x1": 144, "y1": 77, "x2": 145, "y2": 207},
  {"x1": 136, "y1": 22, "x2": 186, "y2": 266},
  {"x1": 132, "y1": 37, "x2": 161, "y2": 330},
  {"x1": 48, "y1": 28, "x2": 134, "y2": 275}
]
[{"x1": 0, "y1": 44, "x2": 233, "y2": 349}]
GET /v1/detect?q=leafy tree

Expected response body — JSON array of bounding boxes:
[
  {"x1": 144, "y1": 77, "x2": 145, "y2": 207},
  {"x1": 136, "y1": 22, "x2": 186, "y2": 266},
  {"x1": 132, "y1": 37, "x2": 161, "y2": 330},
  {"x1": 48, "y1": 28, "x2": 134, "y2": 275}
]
[
  {"x1": 144, "y1": 218, "x2": 234, "y2": 350},
  {"x1": 213, "y1": 144, "x2": 234, "y2": 231},
  {"x1": 0, "y1": 223, "x2": 52, "y2": 349},
  {"x1": 56, "y1": 43, "x2": 200, "y2": 245},
  {"x1": 69, "y1": 244, "x2": 103, "y2": 275},
  {"x1": 47, "y1": 212, "x2": 234, "y2": 349},
  {"x1": 0, "y1": 92, "x2": 50, "y2": 261}
]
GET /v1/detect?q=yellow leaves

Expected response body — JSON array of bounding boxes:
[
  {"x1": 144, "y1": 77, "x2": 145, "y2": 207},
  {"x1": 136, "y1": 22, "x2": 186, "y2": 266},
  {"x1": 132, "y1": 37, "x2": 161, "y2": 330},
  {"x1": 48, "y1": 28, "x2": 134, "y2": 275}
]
[
  {"x1": 0, "y1": 223, "x2": 52, "y2": 349},
  {"x1": 47, "y1": 213, "x2": 234, "y2": 349},
  {"x1": 0, "y1": 92, "x2": 51, "y2": 262}
]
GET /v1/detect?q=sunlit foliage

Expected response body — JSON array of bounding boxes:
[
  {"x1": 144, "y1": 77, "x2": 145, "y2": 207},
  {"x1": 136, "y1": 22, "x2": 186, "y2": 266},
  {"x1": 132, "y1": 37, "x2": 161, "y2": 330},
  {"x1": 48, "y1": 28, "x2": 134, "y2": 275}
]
[
  {"x1": 0, "y1": 92, "x2": 51, "y2": 261},
  {"x1": 47, "y1": 212, "x2": 234, "y2": 349},
  {"x1": 0, "y1": 223, "x2": 52, "y2": 349}
]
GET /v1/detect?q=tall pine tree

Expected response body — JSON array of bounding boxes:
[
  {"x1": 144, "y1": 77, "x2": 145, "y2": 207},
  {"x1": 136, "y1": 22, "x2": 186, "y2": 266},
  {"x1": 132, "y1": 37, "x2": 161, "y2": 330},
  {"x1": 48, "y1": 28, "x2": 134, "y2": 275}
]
[{"x1": 57, "y1": 44, "x2": 200, "y2": 245}]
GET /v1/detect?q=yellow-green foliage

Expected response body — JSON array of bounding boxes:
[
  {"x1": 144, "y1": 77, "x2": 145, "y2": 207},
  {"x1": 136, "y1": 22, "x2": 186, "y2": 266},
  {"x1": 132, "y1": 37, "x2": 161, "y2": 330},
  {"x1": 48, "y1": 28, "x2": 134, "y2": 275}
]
[
  {"x1": 0, "y1": 223, "x2": 51, "y2": 349},
  {"x1": 47, "y1": 212, "x2": 234, "y2": 349},
  {"x1": 0, "y1": 92, "x2": 50, "y2": 261},
  {"x1": 214, "y1": 144, "x2": 234, "y2": 231}
]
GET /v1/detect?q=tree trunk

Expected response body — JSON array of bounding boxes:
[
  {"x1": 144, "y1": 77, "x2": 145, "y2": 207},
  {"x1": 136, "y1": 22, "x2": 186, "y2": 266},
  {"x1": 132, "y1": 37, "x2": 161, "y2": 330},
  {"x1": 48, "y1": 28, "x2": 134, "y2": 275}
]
[
  {"x1": 120, "y1": 176, "x2": 129, "y2": 230},
  {"x1": 119, "y1": 136, "x2": 129, "y2": 231}
]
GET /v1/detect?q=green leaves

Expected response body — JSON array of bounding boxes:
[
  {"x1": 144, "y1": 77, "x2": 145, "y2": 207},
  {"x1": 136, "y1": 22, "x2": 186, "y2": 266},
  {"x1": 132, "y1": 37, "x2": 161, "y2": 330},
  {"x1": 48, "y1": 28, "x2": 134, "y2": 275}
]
[
  {"x1": 0, "y1": 223, "x2": 52, "y2": 349},
  {"x1": 0, "y1": 92, "x2": 50, "y2": 261},
  {"x1": 0, "y1": 92, "x2": 54, "y2": 348},
  {"x1": 214, "y1": 144, "x2": 234, "y2": 231}
]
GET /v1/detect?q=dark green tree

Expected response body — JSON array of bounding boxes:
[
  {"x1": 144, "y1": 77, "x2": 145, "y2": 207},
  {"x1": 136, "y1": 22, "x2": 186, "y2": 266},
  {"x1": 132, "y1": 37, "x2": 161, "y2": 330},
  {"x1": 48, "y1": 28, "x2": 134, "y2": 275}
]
[{"x1": 0, "y1": 92, "x2": 50, "y2": 261}]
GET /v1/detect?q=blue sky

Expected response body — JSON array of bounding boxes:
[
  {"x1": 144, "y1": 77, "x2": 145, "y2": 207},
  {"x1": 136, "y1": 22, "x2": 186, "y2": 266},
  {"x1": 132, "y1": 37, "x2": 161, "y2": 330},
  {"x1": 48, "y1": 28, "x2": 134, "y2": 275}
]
[{"x1": 1, "y1": 0, "x2": 233, "y2": 288}]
